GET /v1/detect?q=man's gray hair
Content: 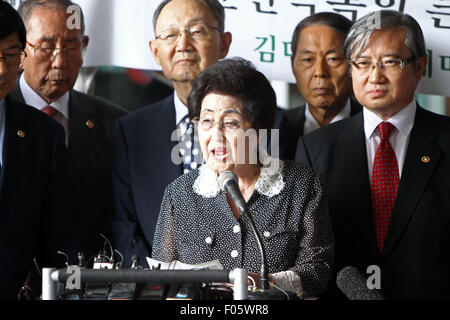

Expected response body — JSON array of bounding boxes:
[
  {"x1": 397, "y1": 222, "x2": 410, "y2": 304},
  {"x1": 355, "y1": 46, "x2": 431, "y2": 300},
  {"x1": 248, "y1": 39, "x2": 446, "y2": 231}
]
[
  {"x1": 18, "y1": 0, "x2": 85, "y2": 35},
  {"x1": 344, "y1": 10, "x2": 426, "y2": 61},
  {"x1": 152, "y1": 0, "x2": 225, "y2": 32}
]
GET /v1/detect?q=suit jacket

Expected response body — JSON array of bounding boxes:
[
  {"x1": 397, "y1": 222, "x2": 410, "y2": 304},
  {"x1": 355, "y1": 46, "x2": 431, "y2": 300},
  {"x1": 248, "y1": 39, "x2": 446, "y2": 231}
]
[
  {"x1": 295, "y1": 105, "x2": 450, "y2": 299},
  {"x1": 0, "y1": 97, "x2": 81, "y2": 300},
  {"x1": 112, "y1": 95, "x2": 182, "y2": 267},
  {"x1": 273, "y1": 99, "x2": 362, "y2": 160},
  {"x1": 10, "y1": 85, "x2": 127, "y2": 259}
]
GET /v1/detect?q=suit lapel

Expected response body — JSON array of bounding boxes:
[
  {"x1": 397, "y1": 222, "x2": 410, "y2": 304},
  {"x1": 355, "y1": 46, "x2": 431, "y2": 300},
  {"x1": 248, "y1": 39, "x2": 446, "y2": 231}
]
[
  {"x1": 148, "y1": 96, "x2": 180, "y2": 181},
  {"x1": 350, "y1": 98, "x2": 363, "y2": 116},
  {"x1": 296, "y1": 105, "x2": 306, "y2": 137},
  {"x1": 67, "y1": 91, "x2": 97, "y2": 170},
  {"x1": 10, "y1": 78, "x2": 25, "y2": 103},
  {"x1": 0, "y1": 98, "x2": 30, "y2": 208},
  {"x1": 328, "y1": 113, "x2": 380, "y2": 265},
  {"x1": 382, "y1": 106, "x2": 441, "y2": 260}
]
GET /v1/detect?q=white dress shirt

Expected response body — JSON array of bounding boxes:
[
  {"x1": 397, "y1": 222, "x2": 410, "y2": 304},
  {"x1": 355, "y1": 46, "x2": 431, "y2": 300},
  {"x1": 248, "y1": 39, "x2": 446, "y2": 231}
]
[
  {"x1": 304, "y1": 99, "x2": 351, "y2": 135},
  {"x1": 20, "y1": 74, "x2": 70, "y2": 143},
  {"x1": 174, "y1": 92, "x2": 189, "y2": 137},
  {"x1": 20, "y1": 74, "x2": 70, "y2": 118},
  {"x1": 364, "y1": 99, "x2": 416, "y2": 180}
]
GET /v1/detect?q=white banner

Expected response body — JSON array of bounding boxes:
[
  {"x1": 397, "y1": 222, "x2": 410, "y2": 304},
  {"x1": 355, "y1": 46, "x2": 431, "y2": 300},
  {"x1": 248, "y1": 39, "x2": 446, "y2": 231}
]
[{"x1": 8, "y1": 0, "x2": 450, "y2": 96}]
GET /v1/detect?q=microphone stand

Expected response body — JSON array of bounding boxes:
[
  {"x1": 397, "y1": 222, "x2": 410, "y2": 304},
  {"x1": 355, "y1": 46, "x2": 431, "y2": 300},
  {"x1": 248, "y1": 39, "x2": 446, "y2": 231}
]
[
  {"x1": 240, "y1": 206, "x2": 292, "y2": 300},
  {"x1": 220, "y1": 171, "x2": 296, "y2": 300}
]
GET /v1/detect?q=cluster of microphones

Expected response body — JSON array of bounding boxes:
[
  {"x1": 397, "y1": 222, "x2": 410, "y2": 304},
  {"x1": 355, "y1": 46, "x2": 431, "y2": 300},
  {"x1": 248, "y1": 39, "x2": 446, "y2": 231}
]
[{"x1": 52, "y1": 171, "x2": 385, "y2": 300}]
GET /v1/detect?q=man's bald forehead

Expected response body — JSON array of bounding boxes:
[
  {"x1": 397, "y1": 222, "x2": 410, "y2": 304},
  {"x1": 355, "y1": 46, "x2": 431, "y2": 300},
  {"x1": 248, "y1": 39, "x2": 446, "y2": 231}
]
[{"x1": 152, "y1": 0, "x2": 225, "y2": 32}]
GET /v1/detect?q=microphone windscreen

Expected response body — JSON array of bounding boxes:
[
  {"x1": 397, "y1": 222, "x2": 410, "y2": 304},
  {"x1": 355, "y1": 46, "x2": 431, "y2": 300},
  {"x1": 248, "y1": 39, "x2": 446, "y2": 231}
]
[
  {"x1": 218, "y1": 171, "x2": 238, "y2": 192},
  {"x1": 336, "y1": 266, "x2": 385, "y2": 300}
]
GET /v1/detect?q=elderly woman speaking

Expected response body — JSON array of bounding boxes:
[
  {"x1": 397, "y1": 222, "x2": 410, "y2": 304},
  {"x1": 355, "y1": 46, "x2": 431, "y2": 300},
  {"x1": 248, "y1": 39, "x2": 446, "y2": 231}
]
[{"x1": 152, "y1": 58, "x2": 333, "y2": 297}]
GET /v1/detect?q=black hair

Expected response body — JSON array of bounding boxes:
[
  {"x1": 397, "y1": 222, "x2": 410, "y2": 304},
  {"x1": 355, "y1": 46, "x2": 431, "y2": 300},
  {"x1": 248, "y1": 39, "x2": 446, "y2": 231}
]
[
  {"x1": 188, "y1": 58, "x2": 277, "y2": 131},
  {"x1": 0, "y1": 1, "x2": 26, "y2": 49},
  {"x1": 291, "y1": 12, "x2": 352, "y2": 58}
]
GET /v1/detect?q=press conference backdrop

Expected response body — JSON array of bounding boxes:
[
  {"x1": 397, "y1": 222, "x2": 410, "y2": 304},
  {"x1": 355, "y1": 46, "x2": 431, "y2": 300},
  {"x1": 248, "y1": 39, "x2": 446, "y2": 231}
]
[{"x1": 6, "y1": 0, "x2": 450, "y2": 97}]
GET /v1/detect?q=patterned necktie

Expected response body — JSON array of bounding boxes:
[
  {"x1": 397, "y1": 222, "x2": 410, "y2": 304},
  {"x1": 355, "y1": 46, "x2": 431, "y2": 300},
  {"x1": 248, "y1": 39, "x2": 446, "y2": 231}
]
[
  {"x1": 371, "y1": 121, "x2": 399, "y2": 252},
  {"x1": 179, "y1": 115, "x2": 201, "y2": 174}
]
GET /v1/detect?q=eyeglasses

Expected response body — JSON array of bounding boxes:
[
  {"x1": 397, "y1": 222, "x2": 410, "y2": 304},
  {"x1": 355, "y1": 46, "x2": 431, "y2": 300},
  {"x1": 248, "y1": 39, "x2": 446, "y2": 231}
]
[
  {"x1": 351, "y1": 56, "x2": 416, "y2": 75},
  {"x1": 26, "y1": 41, "x2": 85, "y2": 60},
  {"x1": 0, "y1": 48, "x2": 24, "y2": 66},
  {"x1": 156, "y1": 23, "x2": 223, "y2": 44},
  {"x1": 192, "y1": 117, "x2": 242, "y2": 132}
]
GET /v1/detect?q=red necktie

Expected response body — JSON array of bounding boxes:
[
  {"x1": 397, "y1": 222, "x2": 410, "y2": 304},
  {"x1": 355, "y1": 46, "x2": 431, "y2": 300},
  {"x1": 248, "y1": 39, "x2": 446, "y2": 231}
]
[
  {"x1": 41, "y1": 106, "x2": 58, "y2": 117},
  {"x1": 371, "y1": 121, "x2": 399, "y2": 252}
]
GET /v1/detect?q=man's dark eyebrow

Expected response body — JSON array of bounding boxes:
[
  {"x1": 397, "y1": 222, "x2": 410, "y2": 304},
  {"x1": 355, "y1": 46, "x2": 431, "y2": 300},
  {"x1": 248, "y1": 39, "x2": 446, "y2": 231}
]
[{"x1": 6, "y1": 44, "x2": 21, "y2": 50}]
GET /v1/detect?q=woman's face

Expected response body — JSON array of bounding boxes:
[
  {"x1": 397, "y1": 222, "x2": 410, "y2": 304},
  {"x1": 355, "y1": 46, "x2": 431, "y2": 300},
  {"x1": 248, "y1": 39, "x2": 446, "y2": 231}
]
[{"x1": 197, "y1": 92, "x2": 256, "y2": 174}]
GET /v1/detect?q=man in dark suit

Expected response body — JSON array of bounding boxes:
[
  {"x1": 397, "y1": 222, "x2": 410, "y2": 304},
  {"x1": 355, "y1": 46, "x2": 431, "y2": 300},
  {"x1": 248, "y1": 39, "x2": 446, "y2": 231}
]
[
  {"x1": 10, "y1": 0, "x2": 126, "y2": 260},
  {"x1": 0, "y1": 1, "x2": 80, "y2": 300},
  {"x1": 112, "y1": 0, "x2": 232, "y2": 267},
  {"x1": 296, "y1": 10, "x2": 450, "y2": 299},
  {"x1": 273, "y1": 13, "x2": 361, "y2": 161}
]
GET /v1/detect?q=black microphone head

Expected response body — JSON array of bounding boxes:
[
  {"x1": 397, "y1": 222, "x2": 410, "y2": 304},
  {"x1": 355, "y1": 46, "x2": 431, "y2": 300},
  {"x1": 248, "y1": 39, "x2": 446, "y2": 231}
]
[
  {"x1": 337, "y1": 266, "x2": 385, "y2": 300},
  {"x1": 218, "y1": 171, "x2": 238, "y2": 192}
]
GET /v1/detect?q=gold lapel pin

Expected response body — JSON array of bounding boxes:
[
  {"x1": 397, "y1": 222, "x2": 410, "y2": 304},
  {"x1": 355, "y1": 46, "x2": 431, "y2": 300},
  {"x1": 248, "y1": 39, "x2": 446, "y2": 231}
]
[
  {"x1": 421, "y1": 155, "x2": 431, "y2": 163},
  {"x1": 17, "y1": 130, "x2": 26, "y2": 138},
  {"x1": 85, "y1": 120, "x2": 95, "y2": 129}
]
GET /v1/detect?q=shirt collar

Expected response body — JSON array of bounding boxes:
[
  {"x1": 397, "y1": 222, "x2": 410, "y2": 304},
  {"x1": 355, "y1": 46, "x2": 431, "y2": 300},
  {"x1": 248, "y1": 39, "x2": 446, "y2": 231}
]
[
  {"x1": 364, "y1": 99, "x2": 416, "y2": 140},
  {"x1": 305, "y1": 98, "x2": 351, "y2": 126},
  {"x1": 20, "y1": 73, "x2": 70, "y2": 119},
  {"x1": 173, "y1": 91, "x2": 189, "y2": 125}
]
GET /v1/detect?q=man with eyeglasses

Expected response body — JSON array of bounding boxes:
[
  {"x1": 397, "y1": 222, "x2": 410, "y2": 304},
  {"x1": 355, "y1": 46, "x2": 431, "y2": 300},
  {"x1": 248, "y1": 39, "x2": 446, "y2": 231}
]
[
  {"x1": 10, "y1": 0, "x2": 126, "y2": 260},
  {"x1": 111, "y1": 0, "x2": 232, "y2": 267},
  {"x1": 296, "y1": 11, "x2": 450, "y2": 299},
  {"x1": 0, "y1": 1, "x2": 80, "y2": 300},
  {"x1": 273, "y1": 12, "x2": 362, "y2": 161}
]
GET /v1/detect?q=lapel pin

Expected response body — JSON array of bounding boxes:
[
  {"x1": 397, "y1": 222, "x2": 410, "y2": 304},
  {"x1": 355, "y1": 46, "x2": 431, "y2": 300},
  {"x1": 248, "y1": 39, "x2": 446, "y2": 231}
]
[
  {"x1": 17, "y1": 130, "x2": 26, "y2": 138},
  {"x1": 85, "y1": 120, "x2": 95, "y2": 129},
  {"x1": 421, "y1": 155, "x2": 431, "y2": 163}
]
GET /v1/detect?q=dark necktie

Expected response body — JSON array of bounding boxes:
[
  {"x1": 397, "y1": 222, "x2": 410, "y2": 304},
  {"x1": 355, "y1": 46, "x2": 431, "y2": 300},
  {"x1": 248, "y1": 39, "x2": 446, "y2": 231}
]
[
  {"x1": 179, "y1": 115, "x2": 200, "y2": 174},
  {"x1": 371, "y1": 121, "x2": 399, "y2": 252}
]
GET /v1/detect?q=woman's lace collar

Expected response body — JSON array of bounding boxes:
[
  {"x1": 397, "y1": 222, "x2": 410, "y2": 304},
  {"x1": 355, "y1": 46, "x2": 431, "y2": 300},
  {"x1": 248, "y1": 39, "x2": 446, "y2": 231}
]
[{"x1": 193, "y1": 153, "x2": 285, "y2": 199}]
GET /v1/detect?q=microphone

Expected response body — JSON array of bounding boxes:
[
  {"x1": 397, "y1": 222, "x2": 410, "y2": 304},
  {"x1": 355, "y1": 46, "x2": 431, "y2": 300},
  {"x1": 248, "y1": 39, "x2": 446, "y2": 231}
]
[
  {"x1": 218, "y1": 171, "x2": 269, "y2": 290},
  {"x1": 336, "y1": 266, "x2": 385, "y2": 300}
]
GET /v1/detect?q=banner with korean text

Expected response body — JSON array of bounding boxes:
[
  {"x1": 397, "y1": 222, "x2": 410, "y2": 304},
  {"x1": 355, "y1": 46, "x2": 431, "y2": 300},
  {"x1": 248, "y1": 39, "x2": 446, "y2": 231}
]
[{"x1": 7, "y1": 0, "x2": 450, "y2": 96}]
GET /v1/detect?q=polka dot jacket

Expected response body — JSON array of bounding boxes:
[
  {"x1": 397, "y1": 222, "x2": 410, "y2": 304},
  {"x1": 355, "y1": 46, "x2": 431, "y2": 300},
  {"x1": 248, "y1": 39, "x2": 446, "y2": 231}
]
[{"x1": 152, "y1": 158, "x2": 334, "y2": 297}]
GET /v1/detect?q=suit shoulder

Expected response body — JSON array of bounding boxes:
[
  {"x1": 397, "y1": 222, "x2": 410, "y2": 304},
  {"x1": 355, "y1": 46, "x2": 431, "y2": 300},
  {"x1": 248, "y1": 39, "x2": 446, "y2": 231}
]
[
  {"x1": 7, "y1": 99, "x2": 65, "y2": 141},
  {"x1": 301, "y1": 115, "x2": 354, "y2": 143},
  {"x1": 9, "y1": 99, "x2": 62, "y2": 130},
  {"x1": 278, "y1": 105, "x2": 305, "y2": 120},
  {"x1": 118, "y1": 95, "x2": 174, "y2": 126},
  {"x1": 72, "y1": 90, "x2": 127, "y2": 118},
  {"x1": 423, "y1": 108, "x2": 450, "y2": 129}
]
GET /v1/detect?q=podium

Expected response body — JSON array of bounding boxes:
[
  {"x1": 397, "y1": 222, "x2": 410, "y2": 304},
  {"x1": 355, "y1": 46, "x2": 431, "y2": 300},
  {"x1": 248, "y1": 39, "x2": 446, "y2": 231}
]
[{"x1": 42, "y1": 267, "x2": 248, "y2": 300}]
